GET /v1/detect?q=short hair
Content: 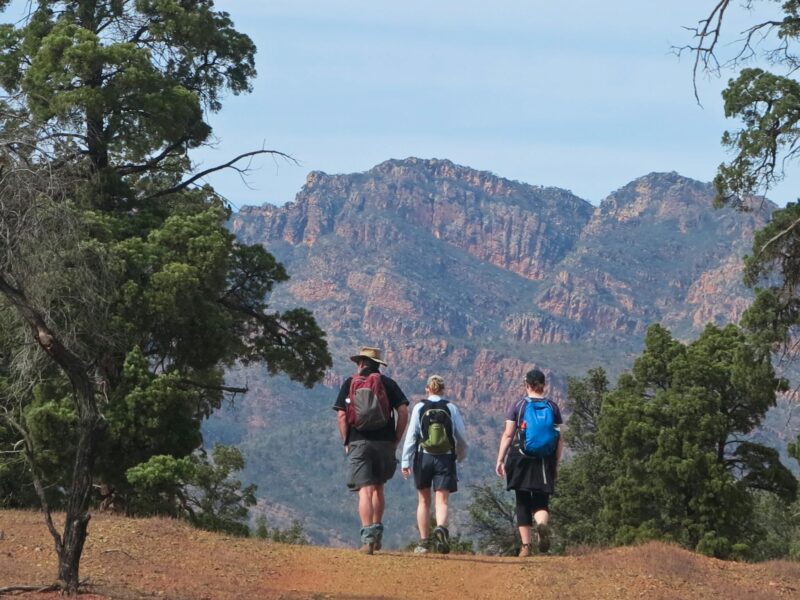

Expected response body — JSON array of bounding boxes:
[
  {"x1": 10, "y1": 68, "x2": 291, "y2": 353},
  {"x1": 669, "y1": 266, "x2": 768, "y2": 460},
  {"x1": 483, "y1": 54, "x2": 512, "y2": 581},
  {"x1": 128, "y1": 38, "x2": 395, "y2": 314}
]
[
  {"x1": 426, "y1": 374, "x2": 445, "y2": 394},
  {"x1": 525, "y1": 369, "x2": 546, "y2": 387}
]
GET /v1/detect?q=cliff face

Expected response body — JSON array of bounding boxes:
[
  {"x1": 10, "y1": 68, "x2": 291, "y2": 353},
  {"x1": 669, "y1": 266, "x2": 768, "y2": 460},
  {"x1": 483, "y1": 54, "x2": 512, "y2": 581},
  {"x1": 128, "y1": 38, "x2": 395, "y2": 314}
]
[
  {"x1": 229, "y1": 160, "x2": 771, "y2": 412},
  {"x1": 234, "y1": 158, "x2": 593, "y2": 280},
  {"x1": 530, "y1": 172, "x2": 772, "y2": 339}
]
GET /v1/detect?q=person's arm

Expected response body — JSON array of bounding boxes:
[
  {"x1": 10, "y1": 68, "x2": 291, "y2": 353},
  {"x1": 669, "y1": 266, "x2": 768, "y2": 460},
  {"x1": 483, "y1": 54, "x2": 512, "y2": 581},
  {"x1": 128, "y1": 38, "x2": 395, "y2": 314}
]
[
  {"x1": 555, "y1": 424, "x2": 564, "y2": 464},
  {"x1": 400, "y1": 404, "x2": 421, "y2": 476},
  {"x1": 450, "y1": 404, "x2": 469, "y2": 462},
  {"x1": 333, "y1": 378, "x2": 351, "y2": 452},
  {"x1": 382, "y1": 376, "x2": 409, "y2": 448},
  {"x1": 553, "y1": 402, "x2": 564, "y2": 464},
  {"x1": 394, "y1": 403, "x2": 409, "y2": 448},
  {"x1": 337, "y1": 409, "x2": 349, "y2": 453},
  {"x1": 495, "y1": 420, "x2": 516, "y2": 476}
]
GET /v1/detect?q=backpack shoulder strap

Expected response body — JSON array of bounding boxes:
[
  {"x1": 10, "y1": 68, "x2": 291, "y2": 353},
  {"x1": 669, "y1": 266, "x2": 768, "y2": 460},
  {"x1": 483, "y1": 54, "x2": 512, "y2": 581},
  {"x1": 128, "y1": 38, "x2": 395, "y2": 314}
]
[
  {"x1": 514, "y1": 397, "x2": 527, "y2": 427},
  {"x1": 418, "y1": 399, "x2": 432, "y2": 422}
]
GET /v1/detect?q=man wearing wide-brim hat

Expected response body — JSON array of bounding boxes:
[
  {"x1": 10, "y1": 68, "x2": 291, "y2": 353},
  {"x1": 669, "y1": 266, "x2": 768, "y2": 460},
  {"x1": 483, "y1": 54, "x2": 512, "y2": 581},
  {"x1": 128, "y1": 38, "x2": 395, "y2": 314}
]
[
  {"x1": 349, "y1": 346, "x2": 387, "y2": 366},
  {"x1": 333, "y1": 346, "x2": 409, "y2": 554}
]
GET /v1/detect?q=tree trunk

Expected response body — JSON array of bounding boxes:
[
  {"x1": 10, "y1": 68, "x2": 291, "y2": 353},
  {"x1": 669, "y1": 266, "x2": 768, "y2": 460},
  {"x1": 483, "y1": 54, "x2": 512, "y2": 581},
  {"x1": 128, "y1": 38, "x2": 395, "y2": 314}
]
[{"x1": 57, "y1": 408, "x2": 102, "y2": 593}]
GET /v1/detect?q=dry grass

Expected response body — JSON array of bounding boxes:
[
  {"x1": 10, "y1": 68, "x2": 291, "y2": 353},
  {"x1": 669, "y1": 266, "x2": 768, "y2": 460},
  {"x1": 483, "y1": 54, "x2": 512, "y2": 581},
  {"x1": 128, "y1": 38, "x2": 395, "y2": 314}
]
[{"x1": 1, "y1": 510, "x2": 797, "y2": 599}]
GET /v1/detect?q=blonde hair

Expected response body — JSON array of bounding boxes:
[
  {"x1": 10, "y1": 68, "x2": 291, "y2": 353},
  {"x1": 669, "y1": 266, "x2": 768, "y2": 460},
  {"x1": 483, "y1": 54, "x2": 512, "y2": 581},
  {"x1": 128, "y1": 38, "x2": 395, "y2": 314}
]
[{"x1": 426, "y1": 374, "x2": 445, "y2": 395}]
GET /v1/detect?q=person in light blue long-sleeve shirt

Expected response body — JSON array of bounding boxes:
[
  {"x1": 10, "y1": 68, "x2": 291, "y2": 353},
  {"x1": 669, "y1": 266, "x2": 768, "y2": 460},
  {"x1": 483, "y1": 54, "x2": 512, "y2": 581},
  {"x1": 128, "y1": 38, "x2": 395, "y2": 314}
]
[{"x1": 400, "y1": 374, "x2": 468, "y2": 554}]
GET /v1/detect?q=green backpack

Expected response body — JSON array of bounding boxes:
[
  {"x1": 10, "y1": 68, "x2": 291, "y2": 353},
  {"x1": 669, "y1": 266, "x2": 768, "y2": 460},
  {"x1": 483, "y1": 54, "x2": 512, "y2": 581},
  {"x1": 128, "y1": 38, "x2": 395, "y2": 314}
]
[{"x1": 419, "y1": 400, "x2": 455, "y2": 454}]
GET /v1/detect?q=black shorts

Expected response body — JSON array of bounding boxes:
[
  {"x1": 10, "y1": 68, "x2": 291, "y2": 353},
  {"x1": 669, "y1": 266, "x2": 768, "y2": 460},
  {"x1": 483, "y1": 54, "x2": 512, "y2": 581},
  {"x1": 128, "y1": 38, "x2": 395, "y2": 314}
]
[{"x1": 413, "y1": 452, "x2": 458, "y2": 492}]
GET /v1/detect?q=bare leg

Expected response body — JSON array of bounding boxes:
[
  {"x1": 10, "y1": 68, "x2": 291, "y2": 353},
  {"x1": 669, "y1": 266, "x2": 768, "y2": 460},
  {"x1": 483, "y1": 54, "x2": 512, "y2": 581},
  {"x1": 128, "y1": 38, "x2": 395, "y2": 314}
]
[
  {"x1": 371, "y1": 485, "x2": 385, "y2": 524},
  {"x1": 434, "y1": 490, "x2": 450, "y2": 528},
  {"x1": 416, "y1": 488, "x2": 432, "y2": 539},
  {"x1": 534, "y1": 509, "x2": 551, "y2": 553},
  {"x1": 358, "y1": 485, "x2": 376, "y2": 526}
]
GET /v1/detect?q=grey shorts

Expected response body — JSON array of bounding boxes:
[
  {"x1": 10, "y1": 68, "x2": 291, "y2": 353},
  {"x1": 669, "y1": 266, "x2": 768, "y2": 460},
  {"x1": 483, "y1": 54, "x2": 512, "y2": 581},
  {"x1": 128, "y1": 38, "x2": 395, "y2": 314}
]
[{"x1": 347, "y1": 440, "x2": 397, "y2": 491}]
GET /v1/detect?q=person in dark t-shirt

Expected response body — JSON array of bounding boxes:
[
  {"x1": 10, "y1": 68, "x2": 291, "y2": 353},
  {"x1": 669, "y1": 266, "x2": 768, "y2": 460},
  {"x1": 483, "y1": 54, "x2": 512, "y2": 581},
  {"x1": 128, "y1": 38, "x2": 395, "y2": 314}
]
[
  {"x1": 495, "y1": 368, "x2": 563, "y2": 557},
  {"x1": 333, "y1": 346, "x2": 409, "y2": 554}
]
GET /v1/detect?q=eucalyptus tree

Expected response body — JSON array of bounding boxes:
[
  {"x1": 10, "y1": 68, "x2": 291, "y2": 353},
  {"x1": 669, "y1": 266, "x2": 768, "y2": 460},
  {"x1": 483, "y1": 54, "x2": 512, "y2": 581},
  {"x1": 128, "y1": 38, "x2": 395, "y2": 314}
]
[{"x1": 0, "y1": 1, "x2": 330, "y2": 592}]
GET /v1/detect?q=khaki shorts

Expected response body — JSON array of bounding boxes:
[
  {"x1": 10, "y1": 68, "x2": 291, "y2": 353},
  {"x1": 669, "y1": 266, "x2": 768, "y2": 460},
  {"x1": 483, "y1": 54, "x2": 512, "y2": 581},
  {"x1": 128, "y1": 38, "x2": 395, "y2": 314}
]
[{"x1": 347, "y1": 440, "x2": 397, "y2": 491}]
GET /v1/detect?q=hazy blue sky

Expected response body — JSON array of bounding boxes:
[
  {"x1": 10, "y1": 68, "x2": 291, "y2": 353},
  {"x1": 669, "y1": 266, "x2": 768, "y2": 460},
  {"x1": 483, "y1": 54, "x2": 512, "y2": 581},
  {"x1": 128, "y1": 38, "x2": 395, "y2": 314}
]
[
  {"x1": 198, "y1": 0, "x2": 797, "y2": 208},
  {"x1": 5, "y1": 1, "x2": 798, "y2": 207}
]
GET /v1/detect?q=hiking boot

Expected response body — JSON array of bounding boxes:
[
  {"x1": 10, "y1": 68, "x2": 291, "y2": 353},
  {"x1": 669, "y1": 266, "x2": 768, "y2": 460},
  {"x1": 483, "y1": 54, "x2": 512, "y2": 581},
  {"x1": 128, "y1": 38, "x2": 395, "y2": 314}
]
[
  {"x1": 518, "y1": 543, "x2": 532, "y2": 558},
  {"x1": 373, "y1": 523, "x2": 384, "y2": 551},
  {"x1": 536, "y1": 523, "x2": 551, "y2": 553},
  {"x1": 433, "y1": 526, "x2": 450, "y2": 554},
  {"x1": 360, "y1": 526, "x2": 376, "y2": 555},
  {"x1": 360, "y1": 541, "x2": 375, "y2": 555},
  {"x1": 413, "y1": 539, "x2": 430, "y2": 554}
]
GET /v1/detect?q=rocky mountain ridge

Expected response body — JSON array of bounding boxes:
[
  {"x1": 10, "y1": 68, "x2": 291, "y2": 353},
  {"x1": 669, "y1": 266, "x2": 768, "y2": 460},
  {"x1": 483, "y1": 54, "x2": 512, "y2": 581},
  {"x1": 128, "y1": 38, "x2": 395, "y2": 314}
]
[
  {"x1": 211, "y1": 158, "x2": 788, "y2": 546},
  {"x1": 230, "y1": 159, "x2": 771, "y2": 407}
]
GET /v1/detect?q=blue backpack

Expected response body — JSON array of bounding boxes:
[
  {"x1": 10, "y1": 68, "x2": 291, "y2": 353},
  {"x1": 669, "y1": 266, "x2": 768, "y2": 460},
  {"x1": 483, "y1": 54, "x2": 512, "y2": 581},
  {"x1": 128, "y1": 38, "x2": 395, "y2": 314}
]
[{"x1": 516, "y1": 398, "x2": 559, "y2": 458}]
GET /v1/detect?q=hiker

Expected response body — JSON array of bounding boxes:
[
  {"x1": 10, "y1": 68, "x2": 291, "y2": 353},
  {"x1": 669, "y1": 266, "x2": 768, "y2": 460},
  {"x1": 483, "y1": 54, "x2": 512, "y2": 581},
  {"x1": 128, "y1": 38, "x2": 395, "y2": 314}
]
[
  {"x1": 334, "y1": 346, "x2": 409, "y2": 554},
  {"x1": 400, "y1": 374, "x2": 468, "y2": 554},
  {"x1": 495, "y1": 368, "x2": 563, "y2": 557}
]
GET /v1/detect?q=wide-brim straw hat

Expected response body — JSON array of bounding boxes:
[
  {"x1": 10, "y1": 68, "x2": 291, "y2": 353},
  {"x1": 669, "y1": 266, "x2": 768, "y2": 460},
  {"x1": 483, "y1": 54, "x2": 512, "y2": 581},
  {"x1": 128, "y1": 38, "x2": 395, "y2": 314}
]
[{"x1": 350, "y1": 346, "x2": 387, "y2": 366}]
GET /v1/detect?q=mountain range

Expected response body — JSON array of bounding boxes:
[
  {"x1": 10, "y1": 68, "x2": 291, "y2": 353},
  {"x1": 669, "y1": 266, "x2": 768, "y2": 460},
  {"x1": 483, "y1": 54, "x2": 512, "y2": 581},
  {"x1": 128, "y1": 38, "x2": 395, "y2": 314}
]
[{"x1": 205, "y1": 157, "x2": 795, "y2": 547}]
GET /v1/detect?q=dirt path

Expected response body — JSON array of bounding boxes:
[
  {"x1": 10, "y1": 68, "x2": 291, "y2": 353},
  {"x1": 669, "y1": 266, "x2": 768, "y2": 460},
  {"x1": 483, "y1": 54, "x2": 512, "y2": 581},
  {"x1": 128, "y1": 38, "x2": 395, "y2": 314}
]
[{"x1": 1, "y1": 510, "x2": 797, "y2": 599}]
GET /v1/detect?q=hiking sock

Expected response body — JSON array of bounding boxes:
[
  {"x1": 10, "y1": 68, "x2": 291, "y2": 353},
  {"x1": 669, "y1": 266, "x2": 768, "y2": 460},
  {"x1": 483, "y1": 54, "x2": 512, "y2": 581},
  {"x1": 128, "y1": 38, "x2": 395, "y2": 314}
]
[
  {"x1": 360, "y1": 525, "x2": 378, "y2": 543},
  {"x1": 360, "y1": 526, "x2": 377, "y2": 555}
]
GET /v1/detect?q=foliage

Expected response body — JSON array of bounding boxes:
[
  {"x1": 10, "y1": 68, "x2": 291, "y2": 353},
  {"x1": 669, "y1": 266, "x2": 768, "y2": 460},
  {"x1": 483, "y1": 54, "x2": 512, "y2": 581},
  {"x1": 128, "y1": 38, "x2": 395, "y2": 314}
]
[
  {"x1": 253, "y1": 515, "x2": 310, "y2": 545},
  {"x1": 127, "y1": 444, "x2": 256, "y2": 537},
  {"x1": 550, "y1": 368, "x2": 613, "y2": 547},
  {"x1": 596, "y1": 323, "x2": 795, "y2": 558},
  {"x1": 744, "y1": 491, "x2": 800, "y2": 561},
  {"x1": 465, "y1": 481, "x2": 518, "y2": 556},
  {"x1": 688, "y1": 2, "x2": 800, "y2": 204}
]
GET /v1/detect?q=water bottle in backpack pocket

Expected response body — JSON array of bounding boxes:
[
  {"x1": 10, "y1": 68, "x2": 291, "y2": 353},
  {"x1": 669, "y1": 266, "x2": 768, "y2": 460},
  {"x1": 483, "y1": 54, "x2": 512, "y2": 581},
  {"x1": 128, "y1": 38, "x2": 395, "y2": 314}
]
[{"x1": 516, "y1": 398, "x2": 559, "y2": 457}]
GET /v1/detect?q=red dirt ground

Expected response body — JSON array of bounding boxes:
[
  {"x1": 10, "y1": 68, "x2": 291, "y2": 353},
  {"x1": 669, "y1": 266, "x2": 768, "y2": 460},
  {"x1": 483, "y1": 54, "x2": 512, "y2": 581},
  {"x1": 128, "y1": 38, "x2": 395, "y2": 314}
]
[{"x1": 1, "y1": 510, "x2": 798, "y2": 599}]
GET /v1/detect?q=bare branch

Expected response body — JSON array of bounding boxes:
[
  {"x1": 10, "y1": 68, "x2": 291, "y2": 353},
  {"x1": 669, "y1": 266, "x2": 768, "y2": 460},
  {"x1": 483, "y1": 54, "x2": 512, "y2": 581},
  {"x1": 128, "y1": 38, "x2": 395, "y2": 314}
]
[
  {"x1": 178, "y1": 379, "x2": 248, "y2": 396},
  {"x1": 116, "y1": 136, "x2": 190, "y2": 175},
  {"x1": 752, "y1": 215, "x2": 800, "y2": 262},
  {"x1": 3, "y1": 413, "x2": 64, "y2": 553},
  {"x1": 688, "y1": 0, "x2": 732, "y2": 103},
  {"x1": 144, "y1": 149, "x2": 297, "y2": 200}
]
